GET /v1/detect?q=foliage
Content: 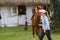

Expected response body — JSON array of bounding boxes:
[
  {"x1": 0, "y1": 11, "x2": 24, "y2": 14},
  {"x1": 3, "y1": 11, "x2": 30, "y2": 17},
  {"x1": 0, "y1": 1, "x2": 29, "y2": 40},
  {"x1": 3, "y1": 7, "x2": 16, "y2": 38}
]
[{"x1": 51, "y1": 0, "x2": 60, "y2": 32}]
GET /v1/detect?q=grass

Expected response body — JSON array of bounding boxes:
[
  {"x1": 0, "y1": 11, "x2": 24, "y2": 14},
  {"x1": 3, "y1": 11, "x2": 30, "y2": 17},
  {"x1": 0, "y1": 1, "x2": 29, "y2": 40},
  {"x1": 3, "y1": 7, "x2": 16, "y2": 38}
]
[{"x1": 0, "y1": 26, "x2": 60, "y2": 40}]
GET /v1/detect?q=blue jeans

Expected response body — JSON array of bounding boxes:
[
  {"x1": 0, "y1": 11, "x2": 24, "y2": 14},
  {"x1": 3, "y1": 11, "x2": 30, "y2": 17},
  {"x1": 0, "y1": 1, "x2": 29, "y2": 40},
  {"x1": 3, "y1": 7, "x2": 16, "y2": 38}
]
[{"x1": 40, "y1": 30, "x2": 52, "y2": 40}]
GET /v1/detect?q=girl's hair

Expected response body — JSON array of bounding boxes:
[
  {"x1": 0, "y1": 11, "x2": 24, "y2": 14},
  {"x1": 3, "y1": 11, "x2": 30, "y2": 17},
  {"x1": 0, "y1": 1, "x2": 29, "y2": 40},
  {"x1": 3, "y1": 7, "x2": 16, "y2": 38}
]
[
  {"x1": 44, "y1": 12, "x2": 48, "y2": 16},
  {"x1": 44, "y1": 12, "x2": 50, "y2": 20}
]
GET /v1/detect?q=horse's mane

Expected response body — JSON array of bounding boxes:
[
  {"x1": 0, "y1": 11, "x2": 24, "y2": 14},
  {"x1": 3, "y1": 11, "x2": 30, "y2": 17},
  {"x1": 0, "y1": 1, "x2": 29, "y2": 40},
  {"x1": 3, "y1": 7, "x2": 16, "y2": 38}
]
[{"x1": 32, "y1": 6, "x2": 42, "y2": 38}]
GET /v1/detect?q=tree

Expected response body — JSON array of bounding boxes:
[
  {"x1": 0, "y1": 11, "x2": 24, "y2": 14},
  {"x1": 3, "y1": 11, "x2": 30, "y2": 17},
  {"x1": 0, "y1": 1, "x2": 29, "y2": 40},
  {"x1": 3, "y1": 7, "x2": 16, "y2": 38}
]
[{"x1": 51, "y1": 0, "x2": 60, "y2": 32}]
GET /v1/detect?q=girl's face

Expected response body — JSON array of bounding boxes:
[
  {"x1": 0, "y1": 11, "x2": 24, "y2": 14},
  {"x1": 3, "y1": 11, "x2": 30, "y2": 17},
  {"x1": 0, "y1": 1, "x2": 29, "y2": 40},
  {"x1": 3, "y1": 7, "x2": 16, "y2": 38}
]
[{"x1": 40, "y1": 13, "x2": 45, "y2": 16}]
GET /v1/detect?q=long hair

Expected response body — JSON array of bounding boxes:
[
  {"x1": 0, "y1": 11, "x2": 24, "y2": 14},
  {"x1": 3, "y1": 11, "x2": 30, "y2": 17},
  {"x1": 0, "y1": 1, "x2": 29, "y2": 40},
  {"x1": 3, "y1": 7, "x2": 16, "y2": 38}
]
[{"x1": 44, "y1": 12, "x2": 50, "y2": 20}]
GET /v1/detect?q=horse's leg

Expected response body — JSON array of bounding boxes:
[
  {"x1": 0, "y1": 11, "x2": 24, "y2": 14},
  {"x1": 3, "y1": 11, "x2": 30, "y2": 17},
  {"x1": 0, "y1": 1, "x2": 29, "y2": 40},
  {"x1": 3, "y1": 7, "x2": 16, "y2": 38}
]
[
  {"x1": 36, "y1": 27, "x2": 38, "y2": 36},
  {"x1": 32, "y1": 26, "x2": 35, "y2": 38},
  {"x1": 38, "y1": 27, "x2": 42, "y2": 40},
  {"x1": 36, "y1": 28, "x2": 40, "y2": 40},
  {"x1": 35, "y1": 27, "x2": 40, "y2": 40},
  {"x1": 32, "y1": 25, "x2": 36, "y2": 38}
]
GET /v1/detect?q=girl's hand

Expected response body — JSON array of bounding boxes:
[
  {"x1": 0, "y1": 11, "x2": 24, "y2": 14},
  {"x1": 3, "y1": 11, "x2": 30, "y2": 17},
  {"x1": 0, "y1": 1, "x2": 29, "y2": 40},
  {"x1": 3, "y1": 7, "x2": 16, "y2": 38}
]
[
  {"x1": 39, "y1": 24, "x2": 42, "y2": 26},
  {"x1": 44, "y1": 30, "x2": 46, "y2": 33}
]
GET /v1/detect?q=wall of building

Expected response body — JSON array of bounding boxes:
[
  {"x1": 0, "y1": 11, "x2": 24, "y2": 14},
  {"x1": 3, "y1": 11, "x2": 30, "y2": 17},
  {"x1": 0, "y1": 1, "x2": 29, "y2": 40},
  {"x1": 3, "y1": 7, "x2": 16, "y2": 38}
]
[
  {"x1": 0, "y1": 6, "x2": 18, "y2": 27},
  {"x1": 0, "y1": 5, "x2": 35, "y2": 27}
]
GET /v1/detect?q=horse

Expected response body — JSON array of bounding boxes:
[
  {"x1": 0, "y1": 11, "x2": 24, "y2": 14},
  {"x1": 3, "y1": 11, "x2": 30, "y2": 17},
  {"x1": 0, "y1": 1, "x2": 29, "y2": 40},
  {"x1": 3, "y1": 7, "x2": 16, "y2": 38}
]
[{"x1": 31, "y1": 6, "x2": 42, "y2": 39}]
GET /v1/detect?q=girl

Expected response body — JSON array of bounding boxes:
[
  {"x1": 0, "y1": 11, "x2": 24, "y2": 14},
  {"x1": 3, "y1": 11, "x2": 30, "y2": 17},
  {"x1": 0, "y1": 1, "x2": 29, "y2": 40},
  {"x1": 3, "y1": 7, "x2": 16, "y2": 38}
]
[{"x1": 39, "y1": 8, "x2": 52, "y2": 40}]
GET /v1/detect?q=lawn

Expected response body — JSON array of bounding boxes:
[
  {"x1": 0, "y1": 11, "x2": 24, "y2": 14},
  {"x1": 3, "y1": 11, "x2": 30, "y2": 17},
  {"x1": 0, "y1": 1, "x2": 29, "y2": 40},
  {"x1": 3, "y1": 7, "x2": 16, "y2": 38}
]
[{"x1": 0, "y1": 26, "x2": 60, "y2": 40}]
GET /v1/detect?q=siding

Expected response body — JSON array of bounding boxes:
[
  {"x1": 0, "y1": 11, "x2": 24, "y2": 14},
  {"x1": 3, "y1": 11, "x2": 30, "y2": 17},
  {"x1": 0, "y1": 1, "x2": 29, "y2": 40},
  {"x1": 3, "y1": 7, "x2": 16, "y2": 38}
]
[{"x1": 0, "y1": 5, "x2": 34, "y2": 27}]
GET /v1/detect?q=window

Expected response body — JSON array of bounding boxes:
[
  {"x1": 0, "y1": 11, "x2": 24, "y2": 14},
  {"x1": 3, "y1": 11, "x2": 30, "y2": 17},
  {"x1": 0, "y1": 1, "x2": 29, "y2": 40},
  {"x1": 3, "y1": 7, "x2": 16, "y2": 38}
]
[
  {"x1": 13, "y1": 6, "x2": 17, "y2": 13},
  {"x1": 18, "y1": 5, "x2": 26, "y2": 15},
  {"x1": 9, "y1": 6, "x2": 17, "y2": 17}
]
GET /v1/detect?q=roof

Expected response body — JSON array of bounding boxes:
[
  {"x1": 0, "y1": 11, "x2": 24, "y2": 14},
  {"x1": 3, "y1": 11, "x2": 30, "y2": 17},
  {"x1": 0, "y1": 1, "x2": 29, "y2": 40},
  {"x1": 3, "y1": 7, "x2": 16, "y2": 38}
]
[{"x1": 0, "y1": 0, "x2": 50, "y2": 5}]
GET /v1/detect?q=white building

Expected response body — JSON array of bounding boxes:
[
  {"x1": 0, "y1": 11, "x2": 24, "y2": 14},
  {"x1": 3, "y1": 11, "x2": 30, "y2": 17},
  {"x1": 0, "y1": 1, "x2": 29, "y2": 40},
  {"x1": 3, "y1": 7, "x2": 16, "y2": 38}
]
[{"x1": 0, "y1": 0, "x2": 50, "y2": 27}]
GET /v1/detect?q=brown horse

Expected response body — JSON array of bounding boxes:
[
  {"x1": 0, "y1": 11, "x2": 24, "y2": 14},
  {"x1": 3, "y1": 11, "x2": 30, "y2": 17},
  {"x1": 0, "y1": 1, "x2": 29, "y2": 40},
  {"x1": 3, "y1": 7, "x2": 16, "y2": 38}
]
[{"x1": 31, "y1": 6, "x2": 42, "y2": 39}]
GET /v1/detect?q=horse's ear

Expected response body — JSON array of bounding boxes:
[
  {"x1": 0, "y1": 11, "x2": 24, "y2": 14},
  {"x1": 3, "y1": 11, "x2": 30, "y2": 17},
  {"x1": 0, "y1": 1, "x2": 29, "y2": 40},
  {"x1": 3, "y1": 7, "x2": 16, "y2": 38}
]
[{"x1": 35, "y1": 6, "x2": 38, "y2": 13}]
